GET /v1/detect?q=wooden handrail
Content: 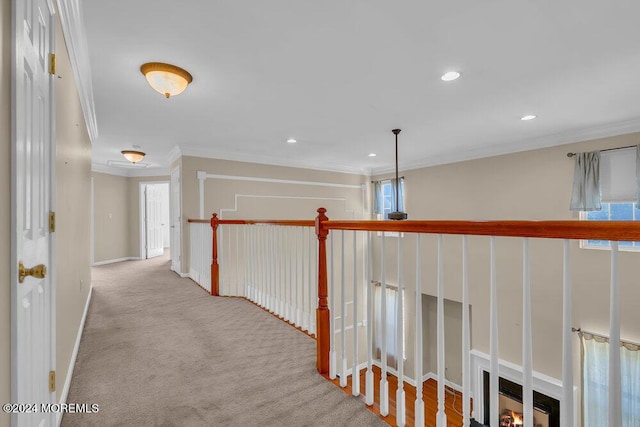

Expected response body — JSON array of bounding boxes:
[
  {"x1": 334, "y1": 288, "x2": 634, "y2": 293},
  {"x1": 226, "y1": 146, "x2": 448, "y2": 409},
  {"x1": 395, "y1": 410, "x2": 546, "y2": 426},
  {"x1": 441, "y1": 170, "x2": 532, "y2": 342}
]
[
  {"x1": 324, "y1": 220, "x2": 640, "y2": 241},
  {"x1": 187, "y1": 219, "x2": 209, "y2": 223},
  {"x1": 217, "y1": 219, "x2": 315, "y2": 227}
]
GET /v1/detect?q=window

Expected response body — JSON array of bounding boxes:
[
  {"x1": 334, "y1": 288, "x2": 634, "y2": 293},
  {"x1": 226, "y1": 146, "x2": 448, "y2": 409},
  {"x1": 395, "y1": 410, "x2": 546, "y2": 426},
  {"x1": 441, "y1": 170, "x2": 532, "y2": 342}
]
[
  {"x1": 373, "y1": 178, "x2": 405, "y2": 220},
  {"x1": 581, "y1": 202, "x2": 640, "y2": 251},
  {"x1": 373, "y1": 283, "x2": 406, "y2": 368},
  {"x1": 581, "y1": 333, "x2": 640, "y2": 426}
]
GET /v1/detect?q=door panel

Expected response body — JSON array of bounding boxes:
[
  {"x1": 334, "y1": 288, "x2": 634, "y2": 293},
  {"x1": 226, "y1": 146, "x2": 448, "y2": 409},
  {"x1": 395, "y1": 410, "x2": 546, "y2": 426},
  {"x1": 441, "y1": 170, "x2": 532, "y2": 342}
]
[
  {"x1": 170, "y1": 167, "x2": 181, "y2": 272},
  {"x1": 12, "y1": 0, "x2": 55, "y2": 425},
  {"x1": 145, "y1": 185, "x2": 164, "y2": 259}
]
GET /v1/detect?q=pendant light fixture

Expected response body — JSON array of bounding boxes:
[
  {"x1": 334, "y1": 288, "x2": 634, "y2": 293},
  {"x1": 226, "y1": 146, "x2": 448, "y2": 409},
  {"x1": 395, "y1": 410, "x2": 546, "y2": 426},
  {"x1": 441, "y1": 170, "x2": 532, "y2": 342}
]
[
  {"x1": 140, "y1": 62, "x2": 193, "y2": 98},
  {"x1": 387, "y1": 128, "x2": 408, "y2": 220},
  {"x1": 121, "y1": 150, "x2": 146, "y2": 164}
]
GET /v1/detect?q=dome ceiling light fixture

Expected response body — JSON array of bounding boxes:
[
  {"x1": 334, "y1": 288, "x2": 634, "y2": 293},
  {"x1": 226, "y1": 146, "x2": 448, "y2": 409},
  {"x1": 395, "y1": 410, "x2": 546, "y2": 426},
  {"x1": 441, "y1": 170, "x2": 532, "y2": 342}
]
[
  {"x1": 121, "y1": 150, "x2": 146, "y2": 164},
  {"x1": 140, "y1": 62, "x2": 193, "y2": 98},
  {"x1": 387, "y1": 128, "x2": 408, "y2": 220}
]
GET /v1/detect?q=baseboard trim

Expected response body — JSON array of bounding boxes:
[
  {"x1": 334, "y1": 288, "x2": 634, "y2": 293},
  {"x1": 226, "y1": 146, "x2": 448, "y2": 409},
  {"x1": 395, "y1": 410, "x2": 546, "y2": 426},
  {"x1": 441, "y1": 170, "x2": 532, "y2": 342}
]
[
  {"x1": 57, "y1": 284, "x2": 93, "y2": 426},
  {"x1": 92, "y1": 257, "x2": 139, "y2": 266}
]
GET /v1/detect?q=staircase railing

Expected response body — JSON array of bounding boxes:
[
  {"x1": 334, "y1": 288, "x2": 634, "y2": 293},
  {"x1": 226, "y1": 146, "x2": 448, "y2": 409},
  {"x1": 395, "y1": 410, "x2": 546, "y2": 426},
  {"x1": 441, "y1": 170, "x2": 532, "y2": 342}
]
[{"x1": 187, "y1": 209, "x2": 640, "y2": 427}]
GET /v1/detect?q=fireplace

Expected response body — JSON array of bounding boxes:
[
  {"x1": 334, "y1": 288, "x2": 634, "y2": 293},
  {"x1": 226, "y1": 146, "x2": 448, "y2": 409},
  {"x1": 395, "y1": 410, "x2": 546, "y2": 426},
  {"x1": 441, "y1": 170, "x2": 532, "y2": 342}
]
[{"x1": 483, "y1": 371, "x2": 560, "y2": 427}]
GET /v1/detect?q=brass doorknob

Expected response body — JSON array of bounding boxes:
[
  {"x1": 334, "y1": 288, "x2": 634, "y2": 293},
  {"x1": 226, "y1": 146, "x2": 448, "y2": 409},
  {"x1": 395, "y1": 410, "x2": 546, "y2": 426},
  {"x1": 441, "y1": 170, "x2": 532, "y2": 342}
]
[{"x1": 18, "y1": 261, "x2": 47, "y2": 283}]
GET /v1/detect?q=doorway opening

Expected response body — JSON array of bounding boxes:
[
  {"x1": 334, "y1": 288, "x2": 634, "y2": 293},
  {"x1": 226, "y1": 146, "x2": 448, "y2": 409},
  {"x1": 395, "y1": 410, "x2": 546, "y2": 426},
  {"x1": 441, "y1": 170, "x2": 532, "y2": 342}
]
[{"x1": 139, "y1": 182, "x2": 170, "y2": 259}]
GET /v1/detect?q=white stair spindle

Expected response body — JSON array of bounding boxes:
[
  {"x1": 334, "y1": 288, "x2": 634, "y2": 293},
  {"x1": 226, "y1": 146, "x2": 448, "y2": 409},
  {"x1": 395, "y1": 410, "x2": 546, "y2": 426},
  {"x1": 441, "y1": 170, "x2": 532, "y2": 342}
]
[
  {"x1": 296, "y1": 227, "x2": 301, "y2": 327},
  {"x1": 380, "y1": 232, "x2": 389, "y2": 416},
  {"x1": 235, "y1": 226, "x2": 240, "y2": 296},
  {"x1": 352, "y1": 231, "x2": 360, "y2": 396},
  {"x1": 340, "y1": 230, "x2": 347, "y2": 387},
  {"x1": 609, "y1": 241, "x2": 622, "y2": 427},
  {"x1": 436, "y1": 234, "x2": 447, "y2": 427},
  {"x1": 415, "y1": 234, "x2": 424, "y2": 427},
  {"x1": 365, "y1": 231, "x2": 374, "y2": 406},
  {"x1": 490, "y1": 236, "x2": 499, "y2": 427},
  {"x1": 396, "y1": 234, "x2": 406, "y2": 426},
  {"x1": 330, "y1": 232, "x2": 337, "y2": 379},
  {"x1": 561, "y1": 239, "x2": 574, "y2": 427},
  {"x1": 307, "y1": 228, "x2": 317, "y2": 334},
  {"x1": 522, "y1": 238, "x2": 533, "y2": 427},
  {"x1": 462, "y1": 235, "x2": 470, "y2": 426},
  {"x1": 302, "y1": 229, "x2": 307, "y2": 330}
]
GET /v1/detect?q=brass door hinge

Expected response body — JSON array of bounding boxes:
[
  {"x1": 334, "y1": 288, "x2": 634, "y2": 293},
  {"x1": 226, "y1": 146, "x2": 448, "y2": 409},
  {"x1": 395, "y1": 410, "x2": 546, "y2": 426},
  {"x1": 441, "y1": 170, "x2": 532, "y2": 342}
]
[
  {"x1": 49, "y1": 53, "x2": 56, "y2": 75},
  {"x1": 49, "y1": 211, "x2": 55, "y2": 233},
  {"x1": 49, "y1": 371, "x2": 55, "y2": 392}
]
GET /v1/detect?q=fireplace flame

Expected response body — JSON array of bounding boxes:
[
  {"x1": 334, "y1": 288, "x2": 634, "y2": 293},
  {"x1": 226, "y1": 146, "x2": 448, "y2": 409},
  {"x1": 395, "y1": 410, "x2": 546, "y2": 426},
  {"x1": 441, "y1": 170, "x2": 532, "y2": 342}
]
[{"x1": 511, "y1": 411, "x2": 523, "y2": 426}]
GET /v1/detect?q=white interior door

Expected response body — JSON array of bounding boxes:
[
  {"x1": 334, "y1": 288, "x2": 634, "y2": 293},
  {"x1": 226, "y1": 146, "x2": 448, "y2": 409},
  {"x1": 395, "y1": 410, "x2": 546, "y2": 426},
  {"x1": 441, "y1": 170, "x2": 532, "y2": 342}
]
[
  {"x1": 145, "y1": 185, "x2": 164, "y2": 259},
  {"x1": 12, "y1": 0, "x2": 55, "y2": 425},
  {"x1": 170, "y1": 167, "x2": 181, "y2": 272}
]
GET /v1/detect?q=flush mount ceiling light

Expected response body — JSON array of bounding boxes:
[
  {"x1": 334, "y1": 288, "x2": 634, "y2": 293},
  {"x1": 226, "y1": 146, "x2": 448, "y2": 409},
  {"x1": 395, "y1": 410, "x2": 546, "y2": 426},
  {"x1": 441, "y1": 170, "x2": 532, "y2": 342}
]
[
  {"x1": 521, "y1": 114, "x2": 537, "y2": 121},
  {"x1": 287, "y1": 138, "x2": 297, "y2": 144},
  {"x1": 441, "y1": 71, "x2": 461, "y2": 81},
  {"x1": 140, "y1": 62, "x2": 193, "y2": 98},
  {"x1": 121, "y1": 150, "x2": 146, "y2": 164}
]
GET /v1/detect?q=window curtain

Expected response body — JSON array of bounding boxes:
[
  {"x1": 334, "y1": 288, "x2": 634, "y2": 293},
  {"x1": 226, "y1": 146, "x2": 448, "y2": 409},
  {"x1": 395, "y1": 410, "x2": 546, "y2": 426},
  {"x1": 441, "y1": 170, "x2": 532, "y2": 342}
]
[
  {"x1": 372, "y1": 180, "x2": 382, "y2": 215},
  {"x1": 374, "y1": 284, "x2": 398, "y2": 369},
  {"x1": 581, "y1": 333, "x2": 640, "y2": 427},
  {"x1": 390, "y1": 178, "x2": 404, "y2": 212},
  {"x1": 570, "y1": 151, "x2": 602, "y2": 211}
]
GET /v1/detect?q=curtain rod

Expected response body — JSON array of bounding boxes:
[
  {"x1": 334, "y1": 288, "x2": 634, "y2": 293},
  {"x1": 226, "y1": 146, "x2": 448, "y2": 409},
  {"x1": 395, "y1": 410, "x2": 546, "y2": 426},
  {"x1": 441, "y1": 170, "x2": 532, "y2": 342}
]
[
  {"x1": 566, "y1": 144, "x2": 638, "y2": 158},
  {"x1": 370, "y1": 176, "x2": 405, "y2": 183},
  {"x1": 572, "y1": 327, "x2": 640, "y2": 348}
]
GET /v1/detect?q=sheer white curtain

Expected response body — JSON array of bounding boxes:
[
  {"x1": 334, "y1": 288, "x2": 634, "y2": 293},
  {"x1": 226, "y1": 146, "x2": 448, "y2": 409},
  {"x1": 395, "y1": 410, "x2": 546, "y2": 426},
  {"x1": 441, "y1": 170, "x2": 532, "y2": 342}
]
[
  {"x1": 582, "y1": 333, "x2": 640, "y2": 427},
  {"x1": 374, "y1": 284, "x2": 398, "y2": 368}
]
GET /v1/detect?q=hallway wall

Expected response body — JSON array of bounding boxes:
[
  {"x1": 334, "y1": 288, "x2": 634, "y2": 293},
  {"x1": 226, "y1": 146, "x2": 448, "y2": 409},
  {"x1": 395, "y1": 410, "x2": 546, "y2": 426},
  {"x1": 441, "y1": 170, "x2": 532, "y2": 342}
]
[
  {"x1": 92, "y1": 172, "x2": 169, "y2": 263},
  {"x1": 53, "y1": 13, "x2": 93, "y2": 404}
]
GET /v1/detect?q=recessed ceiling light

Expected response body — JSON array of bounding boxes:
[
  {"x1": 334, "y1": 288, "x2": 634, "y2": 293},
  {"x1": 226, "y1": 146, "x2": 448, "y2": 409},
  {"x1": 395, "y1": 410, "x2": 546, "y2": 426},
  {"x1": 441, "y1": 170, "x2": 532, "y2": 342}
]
[
  {"x1": 287, "y1": 138, "x2": 297, "y2": 144},
  {"x1": 521, "y1": 115, "x2": 537, "y2": 121},
  {"x1": 368, "y1": 153, "x2": 377, "y2": 157},
  {"x1": 441, "y1": 71, "x2": 461, "y2": 82}
]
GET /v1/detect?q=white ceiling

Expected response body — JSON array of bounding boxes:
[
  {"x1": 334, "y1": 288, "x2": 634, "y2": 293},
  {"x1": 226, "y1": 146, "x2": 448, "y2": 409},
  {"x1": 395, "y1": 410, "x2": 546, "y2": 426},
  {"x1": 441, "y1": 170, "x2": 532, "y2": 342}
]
[{"x1": 84, "y1": 1, "x2": 640, "y2": 176}]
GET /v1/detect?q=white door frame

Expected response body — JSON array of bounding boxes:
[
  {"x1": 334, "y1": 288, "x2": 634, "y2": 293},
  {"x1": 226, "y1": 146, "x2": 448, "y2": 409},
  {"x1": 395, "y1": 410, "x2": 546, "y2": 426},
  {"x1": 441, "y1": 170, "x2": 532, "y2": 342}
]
[
  {"x1": 139, "y1": 181, "x2": 170, "y2": 259},
  {"x1": 11, "y1": 0, "x2": 57, "y2": 422}
]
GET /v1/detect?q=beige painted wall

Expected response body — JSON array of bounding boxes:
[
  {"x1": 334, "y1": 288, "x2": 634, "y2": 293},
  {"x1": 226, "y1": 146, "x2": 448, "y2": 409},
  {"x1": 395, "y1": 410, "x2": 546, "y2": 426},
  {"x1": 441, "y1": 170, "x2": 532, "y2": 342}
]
[
  {"x1": 53, "y1": 15, "x2": 92, "y2": 401},
  {"x1": 372, "y1": 132, "x2": 640, "y2": 386},
  {"x1": 1, "y1": 0, "x2": 11, "y2": 424},
  {"x1": 92, "y1": 173, "x2": 169, "y2": 262},
  {"x1": 93, "y1": 172, "x2": 129, "y2": 262},
  {"x1": 179, "y1": 155, "x2": 367, "y2": 273}
]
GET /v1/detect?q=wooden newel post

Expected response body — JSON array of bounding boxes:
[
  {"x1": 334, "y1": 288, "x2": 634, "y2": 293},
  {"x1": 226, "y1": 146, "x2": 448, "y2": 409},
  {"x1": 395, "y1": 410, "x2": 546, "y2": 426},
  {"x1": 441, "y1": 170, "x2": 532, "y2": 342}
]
[
  {"x1": 315, "y1": 207, "x2": 330, "y2": 375},
  {"x1": 210, "y1": 213, "x2": 220, "y2": 296}
]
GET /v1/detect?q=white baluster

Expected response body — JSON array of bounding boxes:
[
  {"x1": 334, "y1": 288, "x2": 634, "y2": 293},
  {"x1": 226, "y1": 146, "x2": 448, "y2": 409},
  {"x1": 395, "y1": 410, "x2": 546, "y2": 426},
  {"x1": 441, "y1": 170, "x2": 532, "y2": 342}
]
[
  {"x1": 365, "y1": 231, "x2": 374, "y2": 406},
  {"x1": 490, "y1": 236, "x2": 499, "y2": 427},
  {"x1": 522, "y1": 238, "x2": 533, "y2": 427},
  {"x1": 396, "y1": 234, "x2": 405, "y2": 426},
  {"x1": 277, "y1": 226, "x2": 282, "y2": 316},
  {"x1": 236, "y1": 226, "x2": 240, "y2": 297},
  {"x1": 436, "y1": 234, "x2": 447, "y2": 427},
  {"x1": 380, "y1": 232, "x2": 389, "y2": 416},
  {"x1": 296, "y1": 227, "x2": 301, "y2": 327},
  {"x1": 352, "y1": 231, "x2": 360, "y2": 396},
  {"x1": 307, "y1": 228, "x2": 317, "y2": 334},
  {"x1": 340, "y1": 230, "x2": 347, "y2": 387},
  {"x1": 609, "y1": 241, "x2": 621, "y2": 427},
  {"x1": 462, "y1": 235, "x2": 470, "y2": 426},
  {"x1": 561, "y1": 239, "x2": 574, "y2": 427},
  {"x1": 415, "y1": 234, "x2": 424, "y2": 427},
  {"x1": 330, "y1": 232, "x2": 337, "y2": 379}
]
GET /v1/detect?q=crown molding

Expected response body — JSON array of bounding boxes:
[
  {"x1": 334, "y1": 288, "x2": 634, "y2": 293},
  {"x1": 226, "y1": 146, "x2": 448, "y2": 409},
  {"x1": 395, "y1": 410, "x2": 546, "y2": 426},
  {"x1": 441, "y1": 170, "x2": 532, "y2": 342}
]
[
  {"x1": 371, "y1": 117, "x2": 640, "y2": 175},
  {"x1": 92, "y1": 163, "x2": 170, "y2": 178},
  {"x1": 56, "y1": 0, "x2": 99, "y2": 142},
  {"x1": 177, "y1": 144, "x2": 370, "y2": 176},
  {"x1": 166, "y1": 145, "x2": 182, "y2": 165}
]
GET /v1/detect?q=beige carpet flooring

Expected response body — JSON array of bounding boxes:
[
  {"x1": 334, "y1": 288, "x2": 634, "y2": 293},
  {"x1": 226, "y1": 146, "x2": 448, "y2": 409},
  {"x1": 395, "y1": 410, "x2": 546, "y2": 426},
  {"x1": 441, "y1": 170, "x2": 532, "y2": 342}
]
[{"x1": 62, "y1": 254, "x2": 386, "y2": 427}]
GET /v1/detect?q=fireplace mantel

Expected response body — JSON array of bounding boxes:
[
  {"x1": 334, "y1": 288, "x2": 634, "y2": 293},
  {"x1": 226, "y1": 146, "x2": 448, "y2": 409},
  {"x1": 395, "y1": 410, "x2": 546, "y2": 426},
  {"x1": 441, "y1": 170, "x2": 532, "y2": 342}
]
[{"x1": 469, "y1": 350, "x2": 577, "y2": 425}]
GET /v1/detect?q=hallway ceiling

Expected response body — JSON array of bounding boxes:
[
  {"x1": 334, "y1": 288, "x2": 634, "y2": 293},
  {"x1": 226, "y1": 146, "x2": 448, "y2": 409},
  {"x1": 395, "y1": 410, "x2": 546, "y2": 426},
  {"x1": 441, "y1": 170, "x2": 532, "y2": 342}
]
[{"x1": 84, "y1": 1, "x2": 640, "y2": 176}]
